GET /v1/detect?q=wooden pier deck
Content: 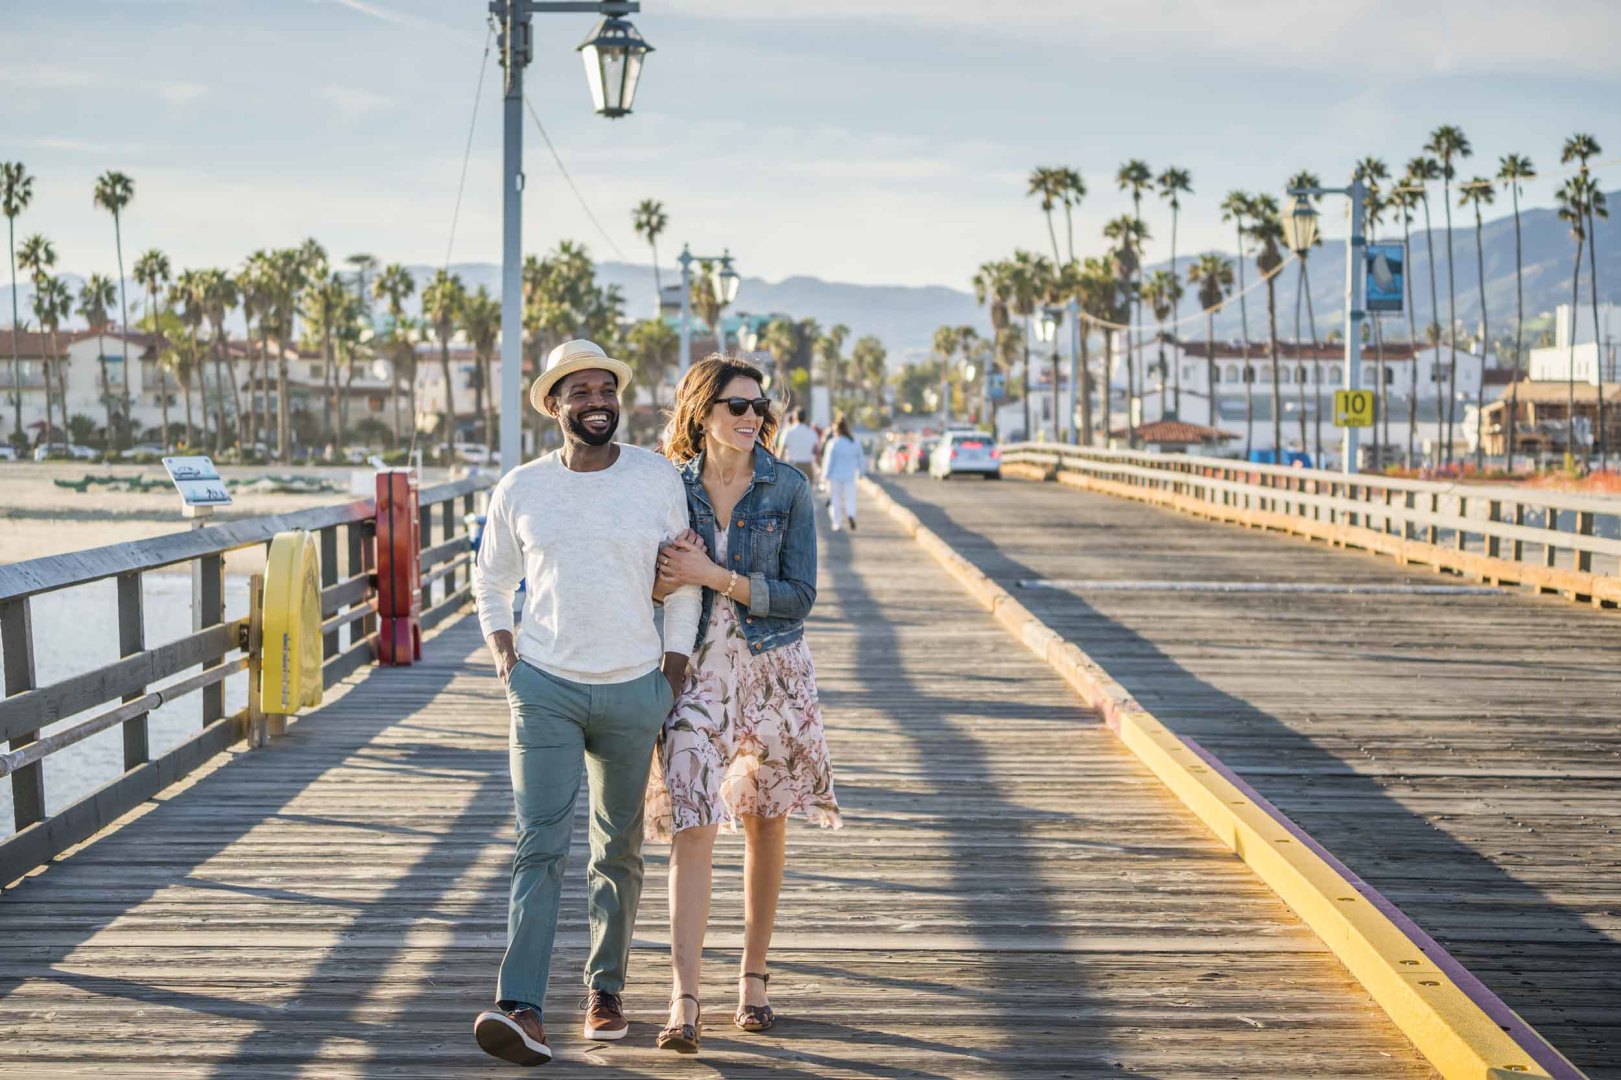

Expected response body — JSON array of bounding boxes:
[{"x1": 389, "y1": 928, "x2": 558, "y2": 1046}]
[
  {"x1": 0, "y1": 495, "x2": 1434, "y2": 1077},
  {"x1": 879, "y1": 473, "x2": 1621, "y2": 1079}
]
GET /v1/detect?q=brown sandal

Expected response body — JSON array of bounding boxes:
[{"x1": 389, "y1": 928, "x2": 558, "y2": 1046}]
[
  {"x1": 735, "y1": 972, "x2": 776, "y2": 1032},
  {"x1": 657, "y1": 993, "x2": 702, "y2": 1053}
]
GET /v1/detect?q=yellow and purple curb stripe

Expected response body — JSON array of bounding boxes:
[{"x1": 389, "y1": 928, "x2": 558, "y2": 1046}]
[{"x1": 861, "y1": 477, "x2": 1587, "y2": 1080}]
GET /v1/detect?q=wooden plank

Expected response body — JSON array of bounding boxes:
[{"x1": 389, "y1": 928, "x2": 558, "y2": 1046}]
[
  {"x1": 0, "y1": 494, "x2": 1433, "y2": 1078},
  {"x1": 879, "y1": 473, "x2": 1620, "y2": 1077}
]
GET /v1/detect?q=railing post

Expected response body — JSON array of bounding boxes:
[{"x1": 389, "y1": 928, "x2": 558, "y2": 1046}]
[
  {"x1": 419, "y1": 499, "x2": 434, "y2": 614},
  {"x1": 198, "y1": 552, "x2": 225, "y2": 727},
  {"x1": 1455, "y1": 496, "x2": 1469, "y2": 555},
  {"x1": 1427, "y1": 494, "x2": 1440, "y2": 545},
  {"x1": 1486, "y1": 501, "x2": 1502, "y2": 561},
  {"x1": 1403, "y1": 492, "x2": 1416, "y2": 542},
  {"x1": 346, "y1": 522, "x2": 372, "y2": 648},
  {"x1": 116, "y1": 570, "x2": 149, "y2": 770},
  {"x1": 1511, "y1": 503, "x2": 1525, "y2": 562},
  {"x1": 319, "y1": 526, "x2": 340, "y2": 661},
  {"x1": 442, "y1": 499, "x2": 458, "y2": 593},
  {"x1": 1575, "y1": 511, "x2": 1594, "y2": 574},
  {"x1": 1544, "y1": 507, "x2": 1559, "y2": 569},
  {"x1": 1, "y1": 597, "x2": 43, "y2": 831},
  {"x1": 247, "y1": 572, "x2": 266, "y2": 748}
]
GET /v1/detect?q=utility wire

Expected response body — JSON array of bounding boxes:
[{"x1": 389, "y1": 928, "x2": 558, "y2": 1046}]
[
  {"x1": 522, "y1": 92, "x2": 630, "y2": 261},
  {"x1": 444, "y1": 23, "x2": 495, "y2": 272}
]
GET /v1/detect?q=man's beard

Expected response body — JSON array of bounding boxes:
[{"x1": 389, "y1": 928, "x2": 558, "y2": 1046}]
[{"x1": 565, "y1": 408, "x2": 619, "y2": 446}]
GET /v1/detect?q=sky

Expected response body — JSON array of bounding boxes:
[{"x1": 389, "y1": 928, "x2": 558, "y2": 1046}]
[{"x1": 6, "y1": 0, "x2": 1621, "y2": 293}]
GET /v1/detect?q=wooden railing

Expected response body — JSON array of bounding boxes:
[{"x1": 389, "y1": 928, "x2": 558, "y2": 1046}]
[
  {"x1": 1000, "y1": 442, "x2": 1621, "y2": 607},
  {"x1": 0, "y1": 475, "x2": 491, "y2": 884}
]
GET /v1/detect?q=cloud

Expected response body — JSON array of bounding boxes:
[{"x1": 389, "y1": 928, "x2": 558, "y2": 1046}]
[
  {"x1": 676, "y1": 0, "x2": 1621, "y2": 78},
  {"x1": 157, "y1": 81, "x2": 208, "y2": 107},
  {"x1": 318, "y1": 84, "x2": 396, "y2": 123}
]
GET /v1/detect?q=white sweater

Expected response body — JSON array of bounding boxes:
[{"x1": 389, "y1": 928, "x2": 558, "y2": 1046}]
[{"x1": 472, "y1": 444, "x2": 702, "y2": 685}]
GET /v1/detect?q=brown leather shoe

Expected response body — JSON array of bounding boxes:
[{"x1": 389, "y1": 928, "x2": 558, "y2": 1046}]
[
  {"x1": 474, "y1": 1006, "x2": 552, "y2": 1066},
  {"x1": 582, "y1": 989, "x2": 628, "y2": 1041}
]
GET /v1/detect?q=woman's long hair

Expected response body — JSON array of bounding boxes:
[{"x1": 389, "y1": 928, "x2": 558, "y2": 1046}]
[{"x1": 662, "y1": 355, "x2": 781, "y2": 464}]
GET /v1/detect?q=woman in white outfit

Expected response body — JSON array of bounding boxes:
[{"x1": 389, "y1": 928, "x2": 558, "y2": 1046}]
[{"x1": 820, "y1": 414, "x2": 863, "y2": 532}]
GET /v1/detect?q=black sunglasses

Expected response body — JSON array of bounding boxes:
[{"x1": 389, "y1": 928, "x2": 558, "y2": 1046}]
[{"x1": 716, "y1": 396, "x2": 771, "y2": 418}]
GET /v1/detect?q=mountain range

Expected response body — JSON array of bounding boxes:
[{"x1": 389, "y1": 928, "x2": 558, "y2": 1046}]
[{"x1": 5, "y1": 190, "x2": 1617, "y2": 365}]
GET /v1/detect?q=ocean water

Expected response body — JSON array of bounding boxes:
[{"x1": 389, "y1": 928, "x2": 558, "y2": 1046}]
[{"x1": 0, "y1": 573, "x2": 253, "y2": 837}]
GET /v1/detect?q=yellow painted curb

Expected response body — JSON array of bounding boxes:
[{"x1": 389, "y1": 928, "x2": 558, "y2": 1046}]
[{"x1": 860, "y1": 477, "x2": 1584, "y2": 1080}]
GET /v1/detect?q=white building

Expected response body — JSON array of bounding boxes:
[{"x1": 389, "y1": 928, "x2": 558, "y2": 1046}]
[
  {"x1": 1528, "y1": 302, "x2": 1621, "y2": 387},
  {"x1": 997, "y1": 336, "x2": 1499, "y2": 464}
]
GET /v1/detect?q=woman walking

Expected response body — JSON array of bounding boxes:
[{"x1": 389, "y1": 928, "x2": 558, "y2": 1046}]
[
  {"x1": 820, "y1": 413, "x2": 864, "y2": 532},
  {"x1": 650, "y1": 356, "x2": 841, "y2": 1053}
]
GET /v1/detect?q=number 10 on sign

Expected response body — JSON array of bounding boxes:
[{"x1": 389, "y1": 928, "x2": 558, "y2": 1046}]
[{"x1": 1334, "y1": 389, "x2": 1375, "y2": 428}]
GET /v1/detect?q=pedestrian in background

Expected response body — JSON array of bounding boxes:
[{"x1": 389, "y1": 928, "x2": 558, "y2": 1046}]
[
  {"x1": 820, "y1": 413, "x2": 863, "y2": 532},
  {"x1": 776, "y1": 408, "x2": 820, "y2": 488}
]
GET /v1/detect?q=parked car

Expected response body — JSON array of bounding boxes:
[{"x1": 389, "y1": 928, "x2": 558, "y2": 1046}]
[
  {"x1": 929, "y1": 430, "x2": 1001, "y2": 479},
  {"x1": 33, "y1": 442, "x2": 97, "y2": 461},
  {"x1": 0, "y1": 444, "x2": 19, "y2": 462},
  {"x1": 119, "y1": 443, "x2": 166, "y2": 460},
  {"x1": 453, "y1": 442, "x2": 500, "y2": 466}
]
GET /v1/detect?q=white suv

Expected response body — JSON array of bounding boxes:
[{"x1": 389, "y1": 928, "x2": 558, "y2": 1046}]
[{"x1": 929, "y1": 431, "x2": 1001, "y2": 479}]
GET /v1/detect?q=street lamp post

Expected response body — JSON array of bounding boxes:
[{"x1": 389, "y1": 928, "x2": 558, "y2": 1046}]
[
  {"x1": 491, "y1": 0, "x2": 651, "y2": 474},
  {"x1": 676, "y1": 245, "x2": 740, "y2": 376},
  {"x1": 1037, "y1": 306, "x2": 1061, "y2": 443},
  {"x1": 1287, "y1": 177, "x2": 1365, "y2": 473},
  {"x1": 1067, "y1": 298, "x2": 1081, "y2": 443}
]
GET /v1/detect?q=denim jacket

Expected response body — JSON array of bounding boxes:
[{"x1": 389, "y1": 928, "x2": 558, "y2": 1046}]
[{"x1": 678, "y1": 445, "x2": 817, "y2": 656}]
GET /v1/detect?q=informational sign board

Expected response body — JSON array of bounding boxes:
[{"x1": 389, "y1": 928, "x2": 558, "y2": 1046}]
[
  {"x1": 1334, "y1": 389, "x2": 1376, "y2": 428},
  {"x1": 162, "y1": 455, "x2": 233, "y2": 514},
  {"x1": 1366, "y1": 241, "x2": 1405, "y2": 314},
  {"x1": 986, "y1": 371, "x2": 1007, "y2": 402}
]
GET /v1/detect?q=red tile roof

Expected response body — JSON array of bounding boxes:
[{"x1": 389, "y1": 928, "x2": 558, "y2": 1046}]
[{"x1": 1110, "y1": 419, "x2": 1240, "y2": 444}]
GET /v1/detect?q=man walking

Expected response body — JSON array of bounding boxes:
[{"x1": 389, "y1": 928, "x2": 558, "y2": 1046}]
[
  {"x1": 777, "y1": 407, "x2": 820, "y2": 488},
  {"x1": 472, "y1": 339, "x2": 701, "y2": 1065}
]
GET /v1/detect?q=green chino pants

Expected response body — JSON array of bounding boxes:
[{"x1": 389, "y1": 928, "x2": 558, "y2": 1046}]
[{"x1": 496, "y1": 660, "x2": 675, "y2": 1012}]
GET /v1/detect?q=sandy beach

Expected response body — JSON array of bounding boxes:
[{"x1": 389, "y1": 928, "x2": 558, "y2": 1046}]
[{"x1": 0, "y1": 462, "x2": 458, "y2": 574}]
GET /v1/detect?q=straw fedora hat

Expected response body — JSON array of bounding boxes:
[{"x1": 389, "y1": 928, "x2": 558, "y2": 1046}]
[{"x1": 529, "y1": 339, "x2": 634, "y2": 412}]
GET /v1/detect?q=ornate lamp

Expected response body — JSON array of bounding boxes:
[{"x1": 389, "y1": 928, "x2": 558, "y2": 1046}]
[{"x1": 577, "y1": 15, "x2": 653, "y2": 118}]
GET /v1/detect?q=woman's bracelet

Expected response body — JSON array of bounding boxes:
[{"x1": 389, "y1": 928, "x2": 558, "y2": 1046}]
[{"x1": 722, "y1": 570, "x2": 739, "y2": 599}]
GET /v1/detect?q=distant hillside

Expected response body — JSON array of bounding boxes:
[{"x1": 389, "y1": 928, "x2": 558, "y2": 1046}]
[{"x1": 6, "y1": 190, "x2": 1616, "y2": 363}]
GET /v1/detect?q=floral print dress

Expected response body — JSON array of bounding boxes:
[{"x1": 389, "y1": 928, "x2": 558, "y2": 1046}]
[{"x1": 646, "y1": 531, "x2": 842, "y2": 843}]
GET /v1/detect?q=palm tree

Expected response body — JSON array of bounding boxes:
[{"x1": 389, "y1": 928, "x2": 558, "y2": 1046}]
[
  {"x1": 77, "y1": 274, "x2": 120, "y2": 443},
  {"x1": 2, "y1": 162, "x2": 33, "y2": 446},
  {"x1": 1406, "y1": 155, "x2": 1445, "y2": 464},
  {"x1": 760, "y1": 317, "x2": 799, "y2": 390},
  {"x1": 816, "y1": 323, "x2": 850, "y2": 408},
  {"x1": 17, "y1": 234, "x2": 57, "y2": 444},
  {"x1": 625, "y1": 317, "x2": 678, "y2": 420},
  {"x1": 164, "y1": 327, "x2": 201, "y2": 450},
  {"x1": 1188, "y1": 254, "x2": 1234, "y2": 430},
  {"x1": 973, "y1": 259, "x2": 1013, "y2": 432},
  {"x1": 32, "y1": 275, "x2": 72, "y2": 446},
  {"x1": 1248, "y1": 196, "x2": 1286, "y2": 460},
  {"x1": 304, "y1": 272, "x2": 351, "y2": 452},
  {"x1": 1563, "y1": 134, "x2": 1606, "y2": 468},
  {"x1": 632, "y1": 199, "x2": 669, "y2": 317},
  {"x1": 1156, "y1": 166, "x2": 1192, "y2": 323},
  {"x1": 1459, "y1": 177, "x2": 1496, "y2": 468},
  {"x1": 1004, "y1": 250, "x2": 1050, "y2": 441},
  {"x1": 1496, "y1": 154, "x2": 1535, "y2": 471},
  {"x1": 265, "y1": 247, "x2": 311, "y2": 462},
  {"x1": 849, "y1": 335, "x2": 888, "y2": 420},
  {"x1": 1556, "y1": 176, "x2": 1591, "y2": 470},
  {"x1": 373, "y1": 263, "x2": 416, "y2": 444},
  {"x1": 238, "y1": 253, "x2": 279, "y2": 454},
  {"x1": 1141, "y1": 269, "x2": 1177, "y2": 417},
  {"x1": 93, "y1": 171, "x2": 136, "y2": 444},
  {"x1": 1220, "y1": 191, "x2": 1255, "y2": 453},
  {"x1": 422, "y1": 270, "x2": 466, "y2": 461},
  {"x1": 1116, "y1": 160, "x2": 1153, "y2": 428},
  {"x1": 199, "y1": 269, "x2": 242, "y2": 452},
  {"x1": 460, "y1": 285, "x2": 500, "y2": 446},
  {"x1": 1424, "y1": 125, "x2": 1471, "y2": 462},
  {"x1": 1080, "y1": 255, "x2": 1125, "y2": 445},
  {"x1": 1027, "y1": 167, "x2": 1066, "y2": 264},
  {"x1": 1059, "y1": 168, "x2": 1087, "y2": 262},
  {"x1": 1287, "y1": 170, "x2": 1326, "y2": 460},
  {"x1": 133, "y1": 249, "x2": 173, "y2": 449},
  {"x1": 1390, "y1": 185, "x2": 1424, "y2": 468},
  {"x1": 933, "y1": 324, "x2": 962, "y2": 425}
]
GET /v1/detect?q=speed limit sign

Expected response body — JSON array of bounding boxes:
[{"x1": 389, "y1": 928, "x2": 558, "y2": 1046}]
[{"x1": 1334, "y1": 389, "x2": 1375, "y2": 428}]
